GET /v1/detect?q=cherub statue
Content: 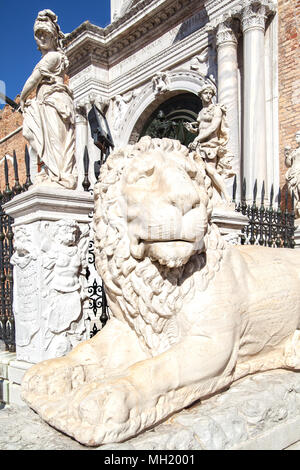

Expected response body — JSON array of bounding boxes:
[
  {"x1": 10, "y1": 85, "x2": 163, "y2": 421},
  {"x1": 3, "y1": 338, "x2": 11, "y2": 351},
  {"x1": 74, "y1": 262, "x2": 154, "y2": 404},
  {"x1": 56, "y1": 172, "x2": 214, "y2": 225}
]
[
  {"x1": 41, "y1": 220, "x2": 89, "y2": 356},
  {"x1": 184, "y1": 84, "x2": 234, "y2": 204},
  {"x1": 20, "y1": 10, "x2": 77, "y2": 189},
  {"x1": 285, "y1": 131, "x2": 300, "y2": 219}
]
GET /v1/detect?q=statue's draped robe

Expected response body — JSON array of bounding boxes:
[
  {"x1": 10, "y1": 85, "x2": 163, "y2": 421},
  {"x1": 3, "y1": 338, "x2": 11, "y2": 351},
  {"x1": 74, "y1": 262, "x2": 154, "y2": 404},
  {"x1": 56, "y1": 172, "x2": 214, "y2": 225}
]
[
  {"x1": 23, "y1": 51, "x2": 77, "y2": 189},
  {"x1": 286, "y1": 150, "x2": 300, "y2": 200}
]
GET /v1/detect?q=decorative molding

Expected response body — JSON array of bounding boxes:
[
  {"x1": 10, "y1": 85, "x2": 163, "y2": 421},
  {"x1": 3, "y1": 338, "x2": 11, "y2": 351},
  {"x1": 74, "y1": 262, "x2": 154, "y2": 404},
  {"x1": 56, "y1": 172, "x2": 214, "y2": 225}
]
[
  {"x1": 152, "y1": 71, "x2": 171, "y2": 96},
  {"x1": 65, "y1": 0, "x2": 208, "y2": 74},
  {"x1": 190, "y1": 47, "x2": 209, "y2": 70},
  {"x1": 111, "y1": 90, "x2": 138, "y2": 133}
]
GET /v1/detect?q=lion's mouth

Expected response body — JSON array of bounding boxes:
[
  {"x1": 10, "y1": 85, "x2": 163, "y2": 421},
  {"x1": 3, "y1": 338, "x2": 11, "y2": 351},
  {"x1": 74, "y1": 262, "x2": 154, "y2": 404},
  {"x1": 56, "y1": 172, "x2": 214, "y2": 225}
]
[{"x1": 143, "y1": 239, "x2": 193, "y2": 245}]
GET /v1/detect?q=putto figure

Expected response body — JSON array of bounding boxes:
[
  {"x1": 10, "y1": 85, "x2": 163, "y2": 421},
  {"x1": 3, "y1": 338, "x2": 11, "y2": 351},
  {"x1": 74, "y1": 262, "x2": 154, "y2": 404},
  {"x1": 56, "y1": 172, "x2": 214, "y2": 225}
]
[
  {"x1": 20, "y1": 10, "x2": 77, "y2": 189},
  {"x1": 285, "y1": 131, "x2": 300, "y2": 219},
  {"x1": 185, "y1": 84, "x2": 234, "y2": 205}
]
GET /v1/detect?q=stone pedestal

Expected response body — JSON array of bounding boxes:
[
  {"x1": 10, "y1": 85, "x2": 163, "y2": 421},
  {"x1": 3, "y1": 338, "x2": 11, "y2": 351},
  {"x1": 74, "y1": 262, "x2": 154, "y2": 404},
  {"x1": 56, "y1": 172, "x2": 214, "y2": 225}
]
[
  {"x1": 211, "y1": 205, "x2": 248, "y2": 245},
  {"x1": 4, "y1": 187, "x2": 94, "y2": 364},
  {"x1": 99, "y1": 369, "x2": 300, "y2": 451}
]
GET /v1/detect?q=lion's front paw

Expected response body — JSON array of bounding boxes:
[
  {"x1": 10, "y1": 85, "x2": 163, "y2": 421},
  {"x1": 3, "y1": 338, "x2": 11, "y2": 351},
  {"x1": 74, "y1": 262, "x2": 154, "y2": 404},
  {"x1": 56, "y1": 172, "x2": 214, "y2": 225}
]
[
  {"x1": 69, "y1": 378, "x2": 143, "y2": 446},
  {"x1": 21, "y1": 356, "x2": 84, "y2": 402}
]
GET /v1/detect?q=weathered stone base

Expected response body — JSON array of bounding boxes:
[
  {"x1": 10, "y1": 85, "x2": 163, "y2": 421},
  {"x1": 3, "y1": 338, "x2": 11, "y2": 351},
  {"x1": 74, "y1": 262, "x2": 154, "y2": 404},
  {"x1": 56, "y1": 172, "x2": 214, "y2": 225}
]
[
  {"x1": 211, "y1": 205, "x2": 248, "y2": 245},
  {"x1": 0, "y1": 353, "x2": 31, "y2": 406},
  {"x1": 101, "y1": 369, "x2": 300, "y2": 451},
  {"x1": 3, "y1": 188, "x2": 94, "y2": 364},
  {"x1": 1, "y1": 368, "x2": 300, "y2": 450}
]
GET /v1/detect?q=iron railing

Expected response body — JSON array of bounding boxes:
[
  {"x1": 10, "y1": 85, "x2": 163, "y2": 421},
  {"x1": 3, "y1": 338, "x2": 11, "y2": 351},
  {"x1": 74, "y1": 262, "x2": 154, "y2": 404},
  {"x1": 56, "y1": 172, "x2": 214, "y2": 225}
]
[
  {"x1": 233, "y1": 177, "x2": 295, "y2": 249},
  {"x1": 82, "y1": 146, "x2": 110, "y2": 337},
  {"x1": 0, "y1": 147, "x2": 32, "y2": 351}
]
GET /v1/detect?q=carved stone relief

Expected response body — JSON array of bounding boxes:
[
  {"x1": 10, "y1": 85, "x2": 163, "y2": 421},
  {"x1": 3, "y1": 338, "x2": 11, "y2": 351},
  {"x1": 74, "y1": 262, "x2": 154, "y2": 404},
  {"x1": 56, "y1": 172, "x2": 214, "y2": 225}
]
[
  {"x1": 11, "y1": 226, "x2": 39, "y2": 358},
  {"x1": 152, "y1": 71, "x2": 171, "y2": 97},
  {"x1": 40, "y1": 220, "x2": 90, "y2": 358},
  {"x1": 111, "y1": 90, "x2": 138, "y2": 135},
  {"x1": 11, "y1": 219, "x2": 90, "y2": 363}
]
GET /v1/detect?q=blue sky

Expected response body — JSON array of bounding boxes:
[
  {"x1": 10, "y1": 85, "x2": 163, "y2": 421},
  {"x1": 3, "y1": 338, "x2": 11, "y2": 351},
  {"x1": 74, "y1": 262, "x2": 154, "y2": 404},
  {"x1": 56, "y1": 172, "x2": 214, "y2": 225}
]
[{"x1": 0, "y1": 0, "x2": 111, "y2": 104}]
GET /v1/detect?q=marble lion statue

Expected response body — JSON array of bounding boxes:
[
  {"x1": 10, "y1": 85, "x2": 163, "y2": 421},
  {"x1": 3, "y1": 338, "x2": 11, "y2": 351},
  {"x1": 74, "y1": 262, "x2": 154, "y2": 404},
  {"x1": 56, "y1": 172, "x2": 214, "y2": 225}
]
[{"x1": 21, "y1": 137, "x2": 300, "y2": 447}]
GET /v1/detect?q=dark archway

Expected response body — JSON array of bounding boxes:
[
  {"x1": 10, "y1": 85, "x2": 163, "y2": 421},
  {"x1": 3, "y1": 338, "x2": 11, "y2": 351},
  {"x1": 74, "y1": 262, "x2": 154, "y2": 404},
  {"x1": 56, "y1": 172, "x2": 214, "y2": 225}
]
[{"x1": 140, "y1": 93, "x2": 202, "y2": 147}]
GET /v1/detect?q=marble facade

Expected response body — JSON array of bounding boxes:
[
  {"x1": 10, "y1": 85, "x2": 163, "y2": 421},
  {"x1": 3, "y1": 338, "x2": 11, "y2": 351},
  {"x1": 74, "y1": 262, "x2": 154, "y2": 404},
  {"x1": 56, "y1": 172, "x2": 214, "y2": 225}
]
[{"x1": 65, "y1": 0, "x2": 279, "y2": 201}]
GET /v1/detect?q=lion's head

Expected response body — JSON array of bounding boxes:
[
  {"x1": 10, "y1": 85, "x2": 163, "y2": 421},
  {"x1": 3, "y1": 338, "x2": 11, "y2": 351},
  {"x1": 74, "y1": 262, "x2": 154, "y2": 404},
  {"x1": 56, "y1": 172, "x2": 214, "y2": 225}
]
[{"x1": 94, "y1": 137, "x2": 226, "y2": 354}]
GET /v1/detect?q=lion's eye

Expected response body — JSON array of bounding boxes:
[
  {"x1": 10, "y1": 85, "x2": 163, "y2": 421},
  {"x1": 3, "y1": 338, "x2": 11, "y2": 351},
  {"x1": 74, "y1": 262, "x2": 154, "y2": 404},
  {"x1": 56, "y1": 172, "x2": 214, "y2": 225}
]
[
  {"x1": 136, "y1": 166, "x2": 154, "y2": 181},
  {"x1": 187, "y1": 168, "x2": 197, "y2": 179}
]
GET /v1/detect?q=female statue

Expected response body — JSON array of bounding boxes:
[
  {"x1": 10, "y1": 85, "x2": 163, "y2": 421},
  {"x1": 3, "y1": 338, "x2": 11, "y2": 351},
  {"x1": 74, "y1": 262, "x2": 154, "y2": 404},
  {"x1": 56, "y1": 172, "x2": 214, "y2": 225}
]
[
  {"x1": 285, "y1": 131, "x2": 300, "y2": 219},
  {"x1": 185, "y1": 84, "x2": 234, "y2": 204},
  {"x1": 20, "y1": 10, "x2": 77, "y2": 189}
]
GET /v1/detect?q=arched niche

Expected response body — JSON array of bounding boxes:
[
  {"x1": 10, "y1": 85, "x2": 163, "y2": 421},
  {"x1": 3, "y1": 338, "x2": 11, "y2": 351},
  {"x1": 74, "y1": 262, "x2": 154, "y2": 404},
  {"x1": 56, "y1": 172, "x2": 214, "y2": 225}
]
[
  {"x1": 140, "y1": 92, "x2": 202, "y2": 146},
  {"x1": 121, "y1": 70, "x2": 215, "y2": 145}
]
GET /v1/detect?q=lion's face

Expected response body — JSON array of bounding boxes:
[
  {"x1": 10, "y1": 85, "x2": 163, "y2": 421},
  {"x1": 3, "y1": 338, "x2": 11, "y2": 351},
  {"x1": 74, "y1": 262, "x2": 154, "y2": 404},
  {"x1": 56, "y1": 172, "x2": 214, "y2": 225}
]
[{"x1": 121, "y1": 148, "x2": 208, "y2": 268}]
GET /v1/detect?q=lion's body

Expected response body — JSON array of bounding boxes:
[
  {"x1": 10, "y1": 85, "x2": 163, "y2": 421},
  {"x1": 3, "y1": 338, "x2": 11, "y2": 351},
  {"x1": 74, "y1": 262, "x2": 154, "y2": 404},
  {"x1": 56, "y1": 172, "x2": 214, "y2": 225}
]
[{"x1": 21, "y1": 137, "x2": 300, "y2": 447}]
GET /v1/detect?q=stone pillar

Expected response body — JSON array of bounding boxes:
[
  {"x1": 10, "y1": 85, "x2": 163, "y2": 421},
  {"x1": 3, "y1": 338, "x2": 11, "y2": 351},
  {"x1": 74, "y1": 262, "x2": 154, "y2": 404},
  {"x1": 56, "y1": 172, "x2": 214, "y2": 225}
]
[
  {"x1": 75, "y1": 103, "x2": 89, "y2": 191},
  {"x1": 241, "y1": 1, "x2": 273, "y2": 201},
  {"x1": 216, "y1": 19, "x2": 240, "y2": 197},
  {"x1": 4, "y1": 188, "x2": 94, "y2": 364}
]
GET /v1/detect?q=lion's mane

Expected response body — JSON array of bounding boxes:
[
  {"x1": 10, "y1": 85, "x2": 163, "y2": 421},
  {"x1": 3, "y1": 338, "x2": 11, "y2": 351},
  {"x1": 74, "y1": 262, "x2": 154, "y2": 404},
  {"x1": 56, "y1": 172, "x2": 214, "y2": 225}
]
[{"x1": 94, "y1": 137, "x2": 226, "y2": 355}]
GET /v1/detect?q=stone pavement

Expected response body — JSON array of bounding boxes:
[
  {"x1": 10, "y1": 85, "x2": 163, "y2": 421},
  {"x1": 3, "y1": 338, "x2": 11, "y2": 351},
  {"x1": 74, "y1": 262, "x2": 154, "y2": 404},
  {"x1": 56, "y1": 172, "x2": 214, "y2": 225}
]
[{"x1": 0, "y1": 369, "x2": 300, "y2": 451}]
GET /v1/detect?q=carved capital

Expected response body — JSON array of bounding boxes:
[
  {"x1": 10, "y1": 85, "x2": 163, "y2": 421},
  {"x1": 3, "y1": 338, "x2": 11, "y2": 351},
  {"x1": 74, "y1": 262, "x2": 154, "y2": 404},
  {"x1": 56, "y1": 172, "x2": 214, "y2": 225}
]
[
  {"x1": 241, "y1": 0, "x2": 276, "y2": 33},
  {"x1": 216, "y1": 20, "x2": 238, "y2": 47}
]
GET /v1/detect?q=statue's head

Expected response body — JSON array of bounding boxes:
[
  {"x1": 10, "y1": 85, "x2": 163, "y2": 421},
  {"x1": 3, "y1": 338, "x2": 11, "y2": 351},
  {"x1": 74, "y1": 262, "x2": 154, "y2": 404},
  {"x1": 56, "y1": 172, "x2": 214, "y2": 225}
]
[
  {"x1": 95, "y1": 137, "x2": 213, "y2": 270},
  {"x1": 34, "y1": 10, "x2": 64, "y2": 53},
  {"x1": 198, "y1": 84, "x2": 216, "y2": 104},
  {"x1": 53, "y1": 220, "x2": 79, "y2": 246}
]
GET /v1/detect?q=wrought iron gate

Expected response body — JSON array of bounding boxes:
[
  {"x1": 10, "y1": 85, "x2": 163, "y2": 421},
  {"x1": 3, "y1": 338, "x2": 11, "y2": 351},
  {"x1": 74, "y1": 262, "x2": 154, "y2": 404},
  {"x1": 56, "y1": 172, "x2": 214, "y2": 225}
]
[
  {"x1": 233, "y1": 177, "x2": 296, "y2": 248},
  {"x1": 0, "y1": 148, "x2": 32, "y2": 351}
]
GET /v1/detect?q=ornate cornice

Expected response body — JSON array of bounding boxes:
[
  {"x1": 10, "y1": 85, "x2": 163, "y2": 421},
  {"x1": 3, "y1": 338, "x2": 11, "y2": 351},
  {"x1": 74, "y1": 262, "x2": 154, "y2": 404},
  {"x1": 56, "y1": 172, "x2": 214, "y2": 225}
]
[{"x1": 65, "y1": 0, "x2": 206, "y2": 76}]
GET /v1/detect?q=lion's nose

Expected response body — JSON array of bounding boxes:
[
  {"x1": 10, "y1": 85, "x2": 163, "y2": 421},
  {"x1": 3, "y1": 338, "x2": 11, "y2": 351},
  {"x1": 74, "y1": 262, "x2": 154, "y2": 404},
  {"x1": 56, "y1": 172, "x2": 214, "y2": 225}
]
[
  {"x1": 163, "y1": 166, "x2": 200, "y2": 214},
  {"x1": 168, "y1": 188, "x2": 200, "y2": 215}
]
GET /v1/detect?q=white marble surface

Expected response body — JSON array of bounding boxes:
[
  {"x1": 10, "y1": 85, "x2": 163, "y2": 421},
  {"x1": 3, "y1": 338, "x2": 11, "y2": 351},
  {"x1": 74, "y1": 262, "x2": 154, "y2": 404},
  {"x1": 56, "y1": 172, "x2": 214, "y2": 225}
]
[
  {"x1": 1, "y1": 369, "x2": 300, "y2": 450},
  {"x1": 20, "y1": 137, "x2": 300, "y2": 447},
  {"x1": 20, "y1": 10, "x2": 77, "y2": 190},
  {"x1": 4, "y1": 189, "x2": 94, "y2": 364}
]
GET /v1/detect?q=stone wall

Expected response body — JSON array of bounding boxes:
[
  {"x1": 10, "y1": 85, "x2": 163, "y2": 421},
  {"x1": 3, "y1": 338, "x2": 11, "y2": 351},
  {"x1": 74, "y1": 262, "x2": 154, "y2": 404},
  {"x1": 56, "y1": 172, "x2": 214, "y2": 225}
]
[
  {"x1": 278, "y1": 0, "x2": 300, "y2": 188},
  {"x1": 0, "y1": 97, "x2": 27, "y2": 191}
]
